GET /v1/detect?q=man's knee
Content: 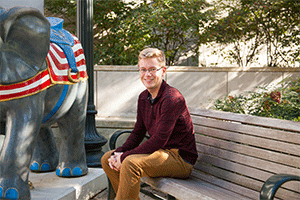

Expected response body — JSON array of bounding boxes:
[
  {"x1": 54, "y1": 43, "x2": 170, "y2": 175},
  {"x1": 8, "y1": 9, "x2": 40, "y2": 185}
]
[
  {"x1": 122, "y1": 156, "x2": 134, "y2": 167},
  {"x1": 121, "y1": 156, "x2": 142, "y2": 174}
]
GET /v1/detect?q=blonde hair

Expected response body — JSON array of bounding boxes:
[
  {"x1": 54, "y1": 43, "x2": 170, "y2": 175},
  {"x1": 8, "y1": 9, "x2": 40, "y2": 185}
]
[{"x1": 138, "y1": 48, "x2": 166, "y2": 68}]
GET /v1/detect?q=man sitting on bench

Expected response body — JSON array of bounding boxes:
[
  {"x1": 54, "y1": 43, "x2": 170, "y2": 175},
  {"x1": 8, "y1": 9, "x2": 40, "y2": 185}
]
[{"x1": 101, "y1": 47, "x2": 198, "y2": 200}]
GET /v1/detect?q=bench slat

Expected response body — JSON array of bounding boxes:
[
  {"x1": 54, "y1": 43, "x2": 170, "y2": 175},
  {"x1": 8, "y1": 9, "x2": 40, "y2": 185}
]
[
  {"x1": 191, "y1": 115, "x2": 300, "y2": 144},
  {"x1": 196, "y1": 152, "x2": 300, "y2": 193},
  {"x1": 197, "y1": 143, "x2": 300, "y2": 176},
  {"x1": 191, "y1": 170, "x2": 260, "y2": 200},
  {"x1": 194, "y1": 161, "x2": 300, "y2": 199},
  {"x1": 195, "y1": 133, "x2": 300, "y2": 168},
  {"x1": 141, "y1": 176, "x2": 253, "y2": 200},
  {"x1": 189, "y1": 107, "x2": 300, "y2": 133},
  {"x1": 196, "y1": 153, "x2": 272, "y2": 182},
  {"x1": 192, "y1": 170, "x2": 298, "y2": 200},
  {"x1": 194, "y1": 125, "x2": 300, "y2": 157}
]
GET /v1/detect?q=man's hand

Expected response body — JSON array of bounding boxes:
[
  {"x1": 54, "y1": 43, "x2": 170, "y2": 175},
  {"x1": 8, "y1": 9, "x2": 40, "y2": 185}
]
[{"x1": 108, "y1": 152, "x2": 123, "y2": 171}]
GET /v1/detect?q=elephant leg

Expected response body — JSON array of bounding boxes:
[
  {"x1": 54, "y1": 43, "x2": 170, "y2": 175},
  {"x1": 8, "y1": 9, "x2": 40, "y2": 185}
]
[
  {"x1": 0, "y1": 121, "x2": 5, "y2": 135},
  {"x1": 30, "y1": 127, "x2": 59, "y2": 172},
  {"x1": 0, "y1": 121, "x2": 4, "y2": 148},
  {"x1": 56, "y1": 82, "x2": 88, "y2": 177},
  {"x1": 0, "y1": 96, "x2": 44, "y2": 200}
]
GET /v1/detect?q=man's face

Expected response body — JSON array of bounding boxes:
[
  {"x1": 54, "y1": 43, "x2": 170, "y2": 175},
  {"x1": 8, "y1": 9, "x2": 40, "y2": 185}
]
[{"x1": 139, "y1": 57, "x2": 166, "y2": 94}]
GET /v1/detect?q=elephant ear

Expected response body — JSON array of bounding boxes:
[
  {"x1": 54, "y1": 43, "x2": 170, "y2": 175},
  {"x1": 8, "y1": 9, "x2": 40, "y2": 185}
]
[{"x1": 0, "y1": 7, "x2": 50, "y2": 84}]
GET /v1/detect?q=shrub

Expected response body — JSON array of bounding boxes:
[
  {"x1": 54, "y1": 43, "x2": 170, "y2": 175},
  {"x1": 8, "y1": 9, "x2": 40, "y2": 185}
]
[{"x1": 213, "y1": 77, "x2": 300, "y2": 121}]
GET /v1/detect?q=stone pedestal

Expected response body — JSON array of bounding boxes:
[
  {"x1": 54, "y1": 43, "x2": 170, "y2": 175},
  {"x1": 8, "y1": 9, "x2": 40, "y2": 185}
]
[{"x1": 29, "y1": 168, "x2": 107, "y2": 200}]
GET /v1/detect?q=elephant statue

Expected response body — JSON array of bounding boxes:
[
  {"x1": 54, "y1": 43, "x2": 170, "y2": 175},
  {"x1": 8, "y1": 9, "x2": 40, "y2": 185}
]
[{"x1": 0, "y1": 6, "x2": 89, "y2": 199}]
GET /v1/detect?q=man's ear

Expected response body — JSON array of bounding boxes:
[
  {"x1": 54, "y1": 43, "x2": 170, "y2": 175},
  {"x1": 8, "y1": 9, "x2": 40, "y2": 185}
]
[
  {"x1": 1, "y1": 7, "x2": 50, "y2": 69},
  {"x1": 162, "y1": 66, "x2": 167, "y2": 76}
]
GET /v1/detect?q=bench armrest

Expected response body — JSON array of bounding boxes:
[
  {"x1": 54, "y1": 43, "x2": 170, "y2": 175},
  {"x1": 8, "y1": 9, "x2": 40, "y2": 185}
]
[
  {"x1": 260, "y1": 174, "x2": 300, "y2": 200},
  {"x1": 109, "y1": 130, "x2": 149, "y2": 150},
  {"x1": 109, "y1": 130, "x2": 132, "y2": 150}
]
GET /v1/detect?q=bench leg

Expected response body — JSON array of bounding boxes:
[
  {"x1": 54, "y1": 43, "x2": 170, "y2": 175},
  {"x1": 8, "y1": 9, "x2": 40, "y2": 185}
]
[
  {"x1": 167, "y1": 194, "x2": 176, "y2": 200},
  {"x1": 107, "y1": 176, "x2": 176, "y2": 200},
  {"x1": 107, "y1": 177, "x2": 116, "y2": 200},
  {"x1": 140, "y1": 183, "x2": 168, "y2": 200}
]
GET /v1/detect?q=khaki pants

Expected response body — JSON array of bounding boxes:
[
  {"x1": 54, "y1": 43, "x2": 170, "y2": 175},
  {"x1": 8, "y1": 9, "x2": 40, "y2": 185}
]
[{"x1": 101, "y1": 149, "x2": 193, "y2": 200}]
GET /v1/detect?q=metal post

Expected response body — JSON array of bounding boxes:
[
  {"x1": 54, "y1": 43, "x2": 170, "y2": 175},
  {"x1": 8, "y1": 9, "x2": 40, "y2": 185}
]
[{"x1": 76, "y1": 0, "x2": 107, "y2": 167}]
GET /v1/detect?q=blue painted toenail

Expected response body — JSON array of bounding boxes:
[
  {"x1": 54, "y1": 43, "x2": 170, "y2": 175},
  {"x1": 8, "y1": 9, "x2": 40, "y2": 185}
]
[
  {"x1": 0, "y1": 187, "x2": 3, "y2": 198},
  {"x1": 41, "y1": 163, "x2": 50, "y2": 171},
  {"x1": 72, "y1": 167, "x2": 82, "y2": 176},
  {"x1": 56, "y1": 168, "x2": 61, "y2": 176},
  {"x1": 30, "y1": 162, "x2": 39, "y2": 171},
  {"x1": 62, "y1": 168, "x2": 71, "y2": 177},
  {"x1": 5, "y1": 188, "x2": 18, "y2": 199}
]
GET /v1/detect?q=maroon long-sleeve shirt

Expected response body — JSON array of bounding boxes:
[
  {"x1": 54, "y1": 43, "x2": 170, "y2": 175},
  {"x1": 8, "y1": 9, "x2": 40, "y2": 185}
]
[{"x1": 115, "y1": 80, "x2": 198, "y2": 165}]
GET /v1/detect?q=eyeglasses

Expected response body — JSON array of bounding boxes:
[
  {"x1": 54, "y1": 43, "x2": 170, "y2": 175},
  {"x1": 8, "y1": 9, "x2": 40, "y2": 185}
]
[{"x1": 139, "y1": 67, "x2": 163, "y2": 74}]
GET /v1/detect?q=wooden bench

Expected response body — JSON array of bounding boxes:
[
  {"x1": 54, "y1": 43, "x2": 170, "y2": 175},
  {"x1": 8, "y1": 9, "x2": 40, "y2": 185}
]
[{"x1": 107, "y1": 108, "x2": 300, "y2": 200}]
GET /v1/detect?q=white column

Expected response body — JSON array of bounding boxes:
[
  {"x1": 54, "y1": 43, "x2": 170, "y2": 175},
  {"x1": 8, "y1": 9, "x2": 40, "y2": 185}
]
[{"x1": 0, "y1": 0, "x2": 44, "y2": 14}]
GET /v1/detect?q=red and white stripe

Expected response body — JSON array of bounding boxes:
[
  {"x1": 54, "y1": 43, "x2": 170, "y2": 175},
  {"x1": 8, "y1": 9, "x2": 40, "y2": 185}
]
[
  {"x1": 0, "y1": 36, "x2": 88, "y2": 102},
  {"x1": 47, "y1": 36, "x2": 88, "y2": 83},
  {"x1": 0, "y1": 70, "x2": 51, "y2": 102}
]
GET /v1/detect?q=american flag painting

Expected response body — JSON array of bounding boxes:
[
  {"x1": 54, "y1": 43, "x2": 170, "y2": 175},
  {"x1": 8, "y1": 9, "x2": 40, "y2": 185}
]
[{"x1": 0, "y1": 36, "x2": 88, "y2": 102}]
